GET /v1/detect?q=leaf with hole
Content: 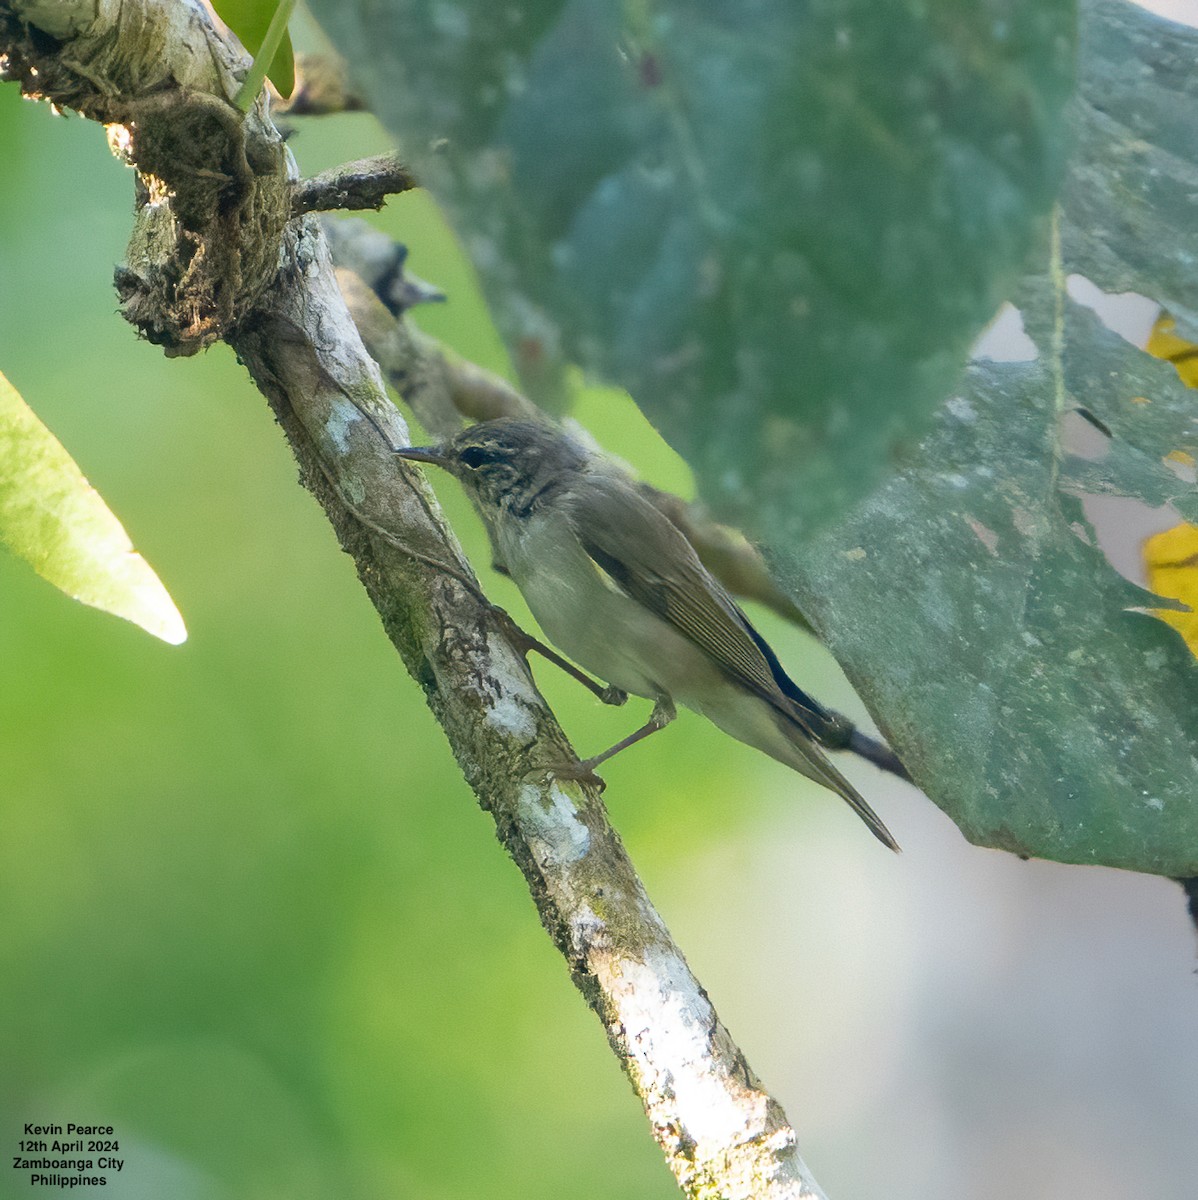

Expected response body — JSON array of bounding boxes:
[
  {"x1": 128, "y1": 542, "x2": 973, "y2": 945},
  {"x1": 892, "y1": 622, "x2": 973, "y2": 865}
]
[
  {"x1": 785, "y1": 313, "x2": 1198, "y2": 875},
  {"x1": 782, "y1": 1, "x2": 1198, "y2": 875}
]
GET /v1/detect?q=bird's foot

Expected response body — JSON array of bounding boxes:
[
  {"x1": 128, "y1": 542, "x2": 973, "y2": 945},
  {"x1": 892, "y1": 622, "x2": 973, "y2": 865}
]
[{"x1": 531, "y1": 760, "x2": 608, "y2": 792}]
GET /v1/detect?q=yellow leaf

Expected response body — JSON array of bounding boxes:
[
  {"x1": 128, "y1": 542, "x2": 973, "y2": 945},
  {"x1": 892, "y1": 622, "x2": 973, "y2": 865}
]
[
  {"x1": 1144, "y1": 522, "x2": 1198, "y2": 659},
  {"x1": 1146, "y1": 312, "x2": 1198, "y2": 388}
]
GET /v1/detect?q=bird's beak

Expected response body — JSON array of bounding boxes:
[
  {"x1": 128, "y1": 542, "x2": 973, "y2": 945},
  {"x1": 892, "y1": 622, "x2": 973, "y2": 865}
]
[{"x1": 394, "y1": 444, "x2": 447, "y2": 466}]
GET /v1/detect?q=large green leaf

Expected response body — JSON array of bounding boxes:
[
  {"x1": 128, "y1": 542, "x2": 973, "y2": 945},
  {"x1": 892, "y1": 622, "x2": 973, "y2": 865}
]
[
  {"x1": 786, "y1": 298, "x2": 1198, "y2": 875},
  {"x1": 0, "y1": 371, "x2": 186, "y2": 645},
  {"x1": 305, "y1": 0, "x2": 1075, "y2": 536},
  {"x1": 782, "y1": 0, "x2": 1198, "y2": 875},
  {"x1": 1061, "y1": 0, "x2": 1198, "y2": 338}
]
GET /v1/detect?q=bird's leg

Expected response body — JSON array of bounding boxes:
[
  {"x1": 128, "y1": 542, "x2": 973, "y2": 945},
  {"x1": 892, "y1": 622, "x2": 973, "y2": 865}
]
[
  {"x1": 582, "y1": 695, "x2": 676, "y2": 768},
  {"x1": 484, "y1": 605, "x2": 628, "y2": 707},
  {"x1": 423, "y1": 555, "x2": 626, "y2": 704},
  {"x1": 427, "y1": 553, "x2": 626, "y2": 705},
  {"x1": 551, "y1": 697, "x2": 677, "y2": 788}
]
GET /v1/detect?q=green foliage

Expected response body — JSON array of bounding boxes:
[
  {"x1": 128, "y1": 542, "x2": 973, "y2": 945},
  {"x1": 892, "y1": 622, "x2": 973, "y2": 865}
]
[
  {"x1": 304, "y1": 0, "x2": 1198, "y2": 876},
  {"x1": 784, "y1": 1, "x2": 1198, "y2": 875},
  {"x1": 3, "y1": 6, "x2": 1194, "y2": 1195},
  {"x1": 212, "y1": 0, "x2": 296, "y2": 101},
  {"x1": 0, "y1": 369, "x2": 185, "y2": 645},
  {"x1": 304, "y1": 0, "x2": 1075, "y2": 537},
  {"x1": 789, "y1": 318, "x2": 1198, "y2": 874},
  {"x1": 1063, "y1": 0, "x2": 1198, "y2": 339}
]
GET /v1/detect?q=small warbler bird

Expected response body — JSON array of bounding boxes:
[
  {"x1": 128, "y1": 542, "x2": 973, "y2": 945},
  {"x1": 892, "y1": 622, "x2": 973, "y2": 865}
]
[{"x1": 396, "y1": 418, "x2": 901, "y2": 851}]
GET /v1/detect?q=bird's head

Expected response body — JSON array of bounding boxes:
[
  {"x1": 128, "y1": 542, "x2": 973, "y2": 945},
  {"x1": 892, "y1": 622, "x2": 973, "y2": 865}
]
[{"x1": 395, "y1": 418, "x2": 587, "y2": 515}]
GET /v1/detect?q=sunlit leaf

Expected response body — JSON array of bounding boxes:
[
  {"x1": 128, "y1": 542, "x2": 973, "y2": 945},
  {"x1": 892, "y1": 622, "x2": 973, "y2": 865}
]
[{"x1": 0, "y1": 370, "x2": 186, "y2": 645}]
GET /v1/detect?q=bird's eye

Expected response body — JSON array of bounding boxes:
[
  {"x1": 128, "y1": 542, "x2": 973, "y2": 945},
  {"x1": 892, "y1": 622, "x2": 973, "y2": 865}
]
[{"x1": 459, "y1": 445, "x2": 490, "y2": 469}]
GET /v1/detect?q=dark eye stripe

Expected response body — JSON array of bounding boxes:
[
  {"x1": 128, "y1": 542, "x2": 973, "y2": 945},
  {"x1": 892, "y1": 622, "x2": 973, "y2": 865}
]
[{"x1": 458, "y1": 445, "x2": 493, "y2": 469}]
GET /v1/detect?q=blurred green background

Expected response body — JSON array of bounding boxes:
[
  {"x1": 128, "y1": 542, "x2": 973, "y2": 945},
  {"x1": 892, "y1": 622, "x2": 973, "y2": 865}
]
[
  {"x1": 2, "y1": 41, "x2": 1196, "y2": 1200},
  {"x1": 0, "y1": 72, "x2": 873, "y2": 1200}
]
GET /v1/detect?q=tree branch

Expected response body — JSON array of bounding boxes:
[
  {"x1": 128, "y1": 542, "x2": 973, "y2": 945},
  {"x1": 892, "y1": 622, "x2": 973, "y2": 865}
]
[
  {"x1": 277, "y1": 50, "x2": 367, "y2": 115},
  {"x1": 0, "y1": 2, "x2": 830, "y2": 1194},
  {"x1": 290, "y1": 152, "x2": 416, "y2": 217}
]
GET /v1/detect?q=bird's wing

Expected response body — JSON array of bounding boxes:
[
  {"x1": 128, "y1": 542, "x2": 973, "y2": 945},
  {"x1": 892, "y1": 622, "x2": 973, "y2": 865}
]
[
  {"x1": 570, "y1": 474, "x2": 899, "y2": 852},
  {"x1": 568, "y1": 474, "x2": 830, "y2": 729},
  {"x1": 776, "y1": 729, "x2": 901, "y2": 851}
]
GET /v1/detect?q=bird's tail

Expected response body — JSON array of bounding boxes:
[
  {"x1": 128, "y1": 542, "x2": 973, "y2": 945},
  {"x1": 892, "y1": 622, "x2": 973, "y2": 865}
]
[
  {"x1": 696, "y1": 685, "x2": 901, "y2": 851},
  {"x1": 802, "y1": 747, "x2": 901, "y2": 853},
  {"x1": 766, "y1": 703, "x2": 901, "y2": 851}
]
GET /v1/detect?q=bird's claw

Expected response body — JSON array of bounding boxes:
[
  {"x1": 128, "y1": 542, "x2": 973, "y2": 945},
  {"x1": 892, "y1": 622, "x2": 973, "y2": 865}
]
[{"x1": 533, "y1": 760, "x2": 608, "y2": 792}]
